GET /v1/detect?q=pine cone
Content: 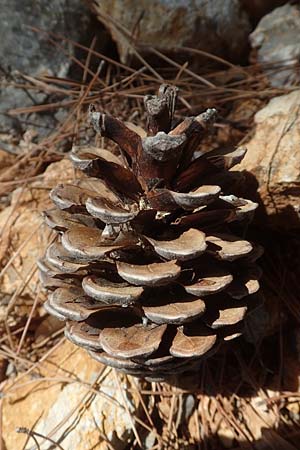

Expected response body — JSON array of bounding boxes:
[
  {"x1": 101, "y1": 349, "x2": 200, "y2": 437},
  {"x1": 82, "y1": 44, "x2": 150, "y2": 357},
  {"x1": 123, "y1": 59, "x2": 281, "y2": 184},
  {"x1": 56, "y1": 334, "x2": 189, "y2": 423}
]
[{"x1": 39, "y1": 85, "x2": 262, "y2": 381}]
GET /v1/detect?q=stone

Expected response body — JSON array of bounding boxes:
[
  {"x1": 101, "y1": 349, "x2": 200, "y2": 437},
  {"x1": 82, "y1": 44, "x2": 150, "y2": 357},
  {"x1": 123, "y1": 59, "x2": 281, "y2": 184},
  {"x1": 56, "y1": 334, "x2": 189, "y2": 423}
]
[
  {"x1": 241, "y1": 0, "x2": 287, "y2": 22},
  {"x1": 0, "y1": 159, "x2": 74, "y2": 296},
  {"x1": 0, "y1": 0, "x2": 102, "y2": 144},
  {"x1": 250, "y1": 4, "x2": 300, "y2": 87},
  {"x1": 217, "y1": 423, "x2": 235, "y2": 448},
  {"x1": 2, "y1": 340, "x2": 140, "y2": 450},
  {"x1": 0, "y1": 159, "x2": 74, "y2": 330},
  {"x1": 0, "y1": 149, "x2": 15, "y2": 211},
  {"x1": 243, "y1": 395, "x2": 278, "y2": 441},
  {"x1": 0, "y1": 0, "x2": 90, "y2": 78},
  {"x1": 0, "y1": 150, "x2": 15, "y2": 176},
  {"x1": 236, "y1": 90, "x2": 300, "y2": 229},
  {"x1": 89, "y1": 0, "x2": 251, "y2": 63}
]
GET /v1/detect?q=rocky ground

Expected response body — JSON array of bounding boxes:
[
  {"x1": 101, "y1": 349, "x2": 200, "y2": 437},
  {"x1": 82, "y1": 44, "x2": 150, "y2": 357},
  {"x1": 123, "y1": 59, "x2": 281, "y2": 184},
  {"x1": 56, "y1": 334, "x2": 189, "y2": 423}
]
[{"x1": 1, "y1": 1, "x2": 300, "y2": 449}]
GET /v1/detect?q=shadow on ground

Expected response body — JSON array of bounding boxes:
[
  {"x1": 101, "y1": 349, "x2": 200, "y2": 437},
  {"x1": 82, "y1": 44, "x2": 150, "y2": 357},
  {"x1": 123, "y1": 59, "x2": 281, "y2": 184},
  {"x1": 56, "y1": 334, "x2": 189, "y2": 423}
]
[{"x1": 133, "y1": 172, "x2": 300, "y2": 449}]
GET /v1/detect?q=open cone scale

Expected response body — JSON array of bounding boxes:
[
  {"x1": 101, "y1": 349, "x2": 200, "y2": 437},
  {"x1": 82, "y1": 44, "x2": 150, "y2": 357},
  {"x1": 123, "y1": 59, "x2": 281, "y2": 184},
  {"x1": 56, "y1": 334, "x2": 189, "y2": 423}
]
[{"x1": 39, "y1": 85, "x2": 262, "y2": 381}]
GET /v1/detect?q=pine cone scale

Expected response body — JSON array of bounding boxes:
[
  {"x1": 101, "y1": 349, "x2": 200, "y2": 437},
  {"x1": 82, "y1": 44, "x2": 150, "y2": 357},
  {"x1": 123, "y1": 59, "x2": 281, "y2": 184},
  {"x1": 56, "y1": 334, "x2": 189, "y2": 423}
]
[{"x1": 82, "y1": 276, "x2": 144, "y2": 305}]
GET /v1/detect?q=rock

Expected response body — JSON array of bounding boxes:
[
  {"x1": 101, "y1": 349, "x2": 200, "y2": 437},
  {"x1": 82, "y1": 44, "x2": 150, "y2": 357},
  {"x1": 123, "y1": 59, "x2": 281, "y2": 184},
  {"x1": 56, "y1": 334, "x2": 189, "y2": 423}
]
[
  {"x1": 0, "y1": 149, "x2": 15, "y2": 211},
  {"x1": 0, "y1": 159, "x2": 73, "y2": 328},
  {"x1": 34, "y1": 315, "x2": 64, "y2": 344},
  {"x1": 243, "y1": 396, "x2": 278, "y2": 441},
  {"x1": 236, "y1": 90, "x2": 300, "y2": 229},
  {"x1": 241, "y1": 0, "x2": 287, "y2": 22},
  {"x1": 0, "y1": 206, "x2": 45, "y2": 296},
  {"x1": 89, "y1": 0, "x2": 251, "y2": 63},
  {"x1": 144, "y1": 430, "x2": 157, "y2": 449},
  {"x1": 2, "y1": 340, "x2": 140, "y2": 450},
  {"x1": 0, "y1": 0, "x2": 103, "y2": 143},
  {"x1": 250, "y1": 4, "x2": 300, "y2": 87},
  {"x1": 0, "y1": 150, "x2": 15, "y2": 176},
  {"x1": 217, "y1": 423, "x2": 235, "y2": 448},
  {"x1": 0, "y1": 0, "x2": 90, "y2": 78}
]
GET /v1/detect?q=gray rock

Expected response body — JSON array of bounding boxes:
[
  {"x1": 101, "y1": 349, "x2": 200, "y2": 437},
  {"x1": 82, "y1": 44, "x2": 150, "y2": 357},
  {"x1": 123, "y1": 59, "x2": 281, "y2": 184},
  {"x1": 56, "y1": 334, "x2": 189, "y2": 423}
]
[
  {"x1": 0, "y1": 0, "x2": 88, "y2": 77},
  {"x1": 0, "y1": 0, "x2": 91, "y2": 140},
  {"x1": 241, "y1": 0, "x2": 287, "y2": 22},
  {"x1": 250, "y1": 4, "x2": 300, "y2": 87},
  {"x1": 89, "y1": 0, "x2": 251, "y2": 63}
]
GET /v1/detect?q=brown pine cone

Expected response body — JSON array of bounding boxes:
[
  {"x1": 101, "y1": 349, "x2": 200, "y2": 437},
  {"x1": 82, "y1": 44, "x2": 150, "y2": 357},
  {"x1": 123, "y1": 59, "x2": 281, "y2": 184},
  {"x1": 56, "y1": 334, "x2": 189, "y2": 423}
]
[{"x1": 38, "y1": 85, "x2": 262, "y2": 381}]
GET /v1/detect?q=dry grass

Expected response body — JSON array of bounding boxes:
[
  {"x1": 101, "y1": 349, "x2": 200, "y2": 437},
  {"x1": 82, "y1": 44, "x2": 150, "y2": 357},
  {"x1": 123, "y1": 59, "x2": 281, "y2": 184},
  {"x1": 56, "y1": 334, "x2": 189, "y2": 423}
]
[{"x1": 1, "y1": 27, "x2": 300, "y2": 450}]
